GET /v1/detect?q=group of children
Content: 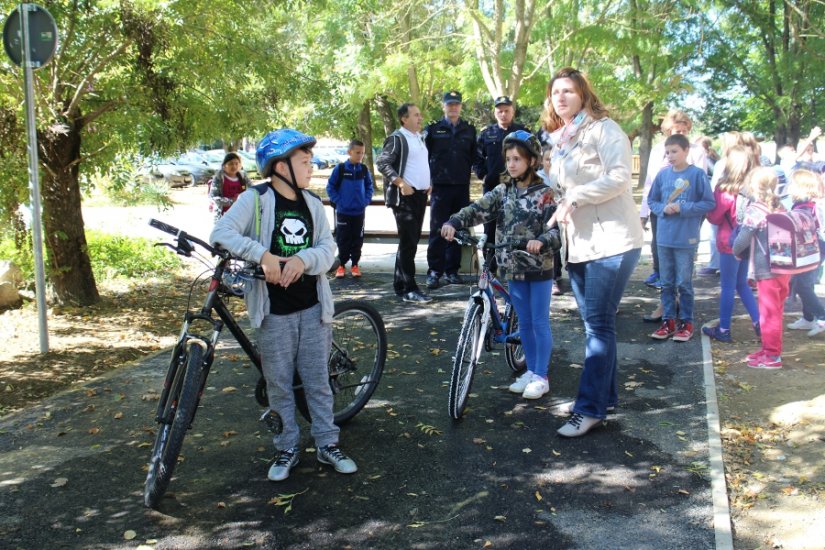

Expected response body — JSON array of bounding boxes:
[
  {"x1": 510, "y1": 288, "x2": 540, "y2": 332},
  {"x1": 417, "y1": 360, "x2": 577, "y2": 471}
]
[
  {"x1": 207, "y1": 120, "x2": 823, "y2": 483},
  {"x1": 645, "y1": 132, "x2": 825, "y2": 370}
]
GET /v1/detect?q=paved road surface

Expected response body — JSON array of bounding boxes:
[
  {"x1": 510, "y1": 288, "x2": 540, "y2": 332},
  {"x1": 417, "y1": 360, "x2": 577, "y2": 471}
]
[{"x1": 0, "y1": 271, "x2": 717, "y2": 549}]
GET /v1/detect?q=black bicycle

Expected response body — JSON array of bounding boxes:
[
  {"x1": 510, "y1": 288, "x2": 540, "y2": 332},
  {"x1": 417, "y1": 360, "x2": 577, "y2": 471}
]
[{"x1": 143, "y1": 219, "x2": 387, "y2": 508}]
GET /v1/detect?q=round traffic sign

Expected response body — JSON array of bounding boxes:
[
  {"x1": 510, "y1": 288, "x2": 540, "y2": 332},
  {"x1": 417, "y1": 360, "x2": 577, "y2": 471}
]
[{"x1": 3, "y1": 5, "x2": 58, "y2": 68}]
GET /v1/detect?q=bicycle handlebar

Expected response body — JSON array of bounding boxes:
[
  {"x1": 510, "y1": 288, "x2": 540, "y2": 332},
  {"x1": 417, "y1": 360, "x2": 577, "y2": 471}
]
[
  {"x1": 454, "y1": 230, "x2": 527, "y2": 251},
  {"x1": 149, "y1": 218, "x2": 229, "y2": 259},
  {"x1": 149, "y1": 218, "x2": 339, "y2": 278}
]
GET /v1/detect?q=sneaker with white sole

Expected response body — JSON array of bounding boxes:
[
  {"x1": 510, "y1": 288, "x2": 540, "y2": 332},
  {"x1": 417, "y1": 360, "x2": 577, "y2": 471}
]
[
  {"x1": 316, "y1": 444, "x2": 358, "y2": 474},
  {"x1": 807, "y1": 320, "x2": 825, "y2": 337},
  {"x1": 268, "y1": 447, "x2": 300, "y2": 481},
  {"x1": 556, "y1": 412, "x2": 605, "y2": 438},
  {"x1": 508, "y1": 371, "x2": 534, "y2": 394},
  {"x1": 522, "y1": 376, "x2": 549, "y2": 399},
  {"x1": 787, "y1": 317, "x2": 815, "y2": 330}
]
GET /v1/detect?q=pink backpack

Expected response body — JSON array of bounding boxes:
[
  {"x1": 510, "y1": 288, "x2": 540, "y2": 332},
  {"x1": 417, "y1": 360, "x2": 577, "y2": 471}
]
[{"x1": 756, "y1": 209, "x2": 821, "y2": 274}]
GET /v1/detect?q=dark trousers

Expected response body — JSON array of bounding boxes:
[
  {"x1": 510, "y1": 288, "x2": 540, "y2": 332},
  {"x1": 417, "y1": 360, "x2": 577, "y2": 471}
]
[
  {"x1": 427, "y1": 184, "x2": 470, "y2": 276},
  {"x1": 650, "y1": 212, "x2": 660, "y2": 274},
  {"x1": 392, "y1": 191, "x2": 428, "y2": 295},
  {"x1": 335, "y1": 212, "x2": 365, "y2": 266}
]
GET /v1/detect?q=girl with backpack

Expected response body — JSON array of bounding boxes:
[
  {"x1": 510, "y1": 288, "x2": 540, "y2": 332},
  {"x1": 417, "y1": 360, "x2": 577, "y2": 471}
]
[
  {"x1": 703, "y1": 145, "x2": 761, "y2": 343},
  {"x1": 732, "y1": 167, "x2": 790, "y2": 369},
  {"x1": 784, "y1": 169, "x2": 825, "y2": 337},
  {"x1": 210, "y1": 152, "x2": 251, "y2": 221}
]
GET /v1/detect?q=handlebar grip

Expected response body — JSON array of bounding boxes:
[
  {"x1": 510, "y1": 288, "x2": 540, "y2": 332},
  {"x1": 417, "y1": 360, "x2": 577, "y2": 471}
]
[{"x1": 149, "y1": 218, "x2": 181, "y2": 237}]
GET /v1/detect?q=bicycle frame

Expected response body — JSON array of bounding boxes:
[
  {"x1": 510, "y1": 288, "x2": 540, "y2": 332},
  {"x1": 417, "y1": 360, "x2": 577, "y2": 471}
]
[{"x1": 465, "y1": 234, "x2": 520, "y2": 348}]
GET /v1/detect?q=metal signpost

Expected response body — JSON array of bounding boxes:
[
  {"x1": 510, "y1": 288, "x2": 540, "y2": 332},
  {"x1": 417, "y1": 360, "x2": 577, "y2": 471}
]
[{"x1": 3, "y1": 4, "x2": 58, "y2": 353}]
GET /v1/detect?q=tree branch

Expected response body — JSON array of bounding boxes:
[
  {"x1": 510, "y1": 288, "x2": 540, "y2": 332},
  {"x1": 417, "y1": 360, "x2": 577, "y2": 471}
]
[{"x1": 65, "y1": 42, "x2": 130, "y2": 118}]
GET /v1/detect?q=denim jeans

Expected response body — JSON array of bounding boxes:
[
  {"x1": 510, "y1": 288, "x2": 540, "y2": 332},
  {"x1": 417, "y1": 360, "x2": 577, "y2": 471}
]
[
  {"x1": 657, "y1": 245, "x2": 695, "y2": 322},
  {"x1": 718, "y1": 252, "x2": 759, "y2": 330},
  {"x1": 509, "y1": 279, "x2": 553, "y2": 378},
  {"x1": 792, "y1": 267, "x2": 825, "y2": 321},
  {"x1": 567, "y1": 248, "x2": 641, "y2": 419}
]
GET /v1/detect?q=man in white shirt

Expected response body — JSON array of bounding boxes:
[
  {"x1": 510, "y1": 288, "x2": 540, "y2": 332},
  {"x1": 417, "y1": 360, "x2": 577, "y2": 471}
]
[{"x1": 376, "y1": 103, "x2": 433, "y2": 303}]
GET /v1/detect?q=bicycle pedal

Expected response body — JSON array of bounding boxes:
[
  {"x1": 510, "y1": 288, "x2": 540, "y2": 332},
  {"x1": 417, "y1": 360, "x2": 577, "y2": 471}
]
[{"x1": 259, "y1": 409, "x2": 283, "y2": 435}]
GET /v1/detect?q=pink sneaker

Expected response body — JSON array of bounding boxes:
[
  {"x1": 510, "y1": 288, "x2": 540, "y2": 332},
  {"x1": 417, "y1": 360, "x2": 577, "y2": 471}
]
[
  {"x1": 745, "y1": 350, "x2": 764, "y2": 362},
  {"x1": 747, "y1": 354, "x2": 782, "y2": 369}
]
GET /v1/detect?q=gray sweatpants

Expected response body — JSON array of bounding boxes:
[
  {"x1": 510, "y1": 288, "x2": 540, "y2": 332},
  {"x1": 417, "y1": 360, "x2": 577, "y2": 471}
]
[{"x1": 257, "y1": 303, "x2": 338, "y2": 450}]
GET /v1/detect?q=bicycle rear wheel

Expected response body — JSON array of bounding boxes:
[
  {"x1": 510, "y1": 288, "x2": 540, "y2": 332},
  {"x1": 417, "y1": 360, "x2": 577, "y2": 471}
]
[
  {"x1": 448, "y1": 302, "x2": 484, "y2": 419},
  {"x1": 504, "y1": 304, "x2": 527, "y2": 373},
  {"x1": 295, "y1": 300, "x2": 387, "y2": 425},
  {"x1": 144, "y1": 342, "x2": 205, "y2": 508}
]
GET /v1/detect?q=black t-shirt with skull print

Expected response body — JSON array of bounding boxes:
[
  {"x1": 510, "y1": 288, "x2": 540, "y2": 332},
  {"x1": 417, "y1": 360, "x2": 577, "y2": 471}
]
[{"x1": 267, "y1": 189, "x2": 318, "y2": 315}]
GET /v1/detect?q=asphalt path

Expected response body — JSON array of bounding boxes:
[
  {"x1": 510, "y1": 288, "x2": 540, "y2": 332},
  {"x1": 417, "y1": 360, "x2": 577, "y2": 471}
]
[{"x1": 0, "y1": 272, "x2": 717, "y2": 549}]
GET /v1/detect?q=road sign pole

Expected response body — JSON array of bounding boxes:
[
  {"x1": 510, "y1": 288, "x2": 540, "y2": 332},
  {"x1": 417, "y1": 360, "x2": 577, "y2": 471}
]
[{"x1": 21, "y1": 3, "x2": 49, "y2": 353}]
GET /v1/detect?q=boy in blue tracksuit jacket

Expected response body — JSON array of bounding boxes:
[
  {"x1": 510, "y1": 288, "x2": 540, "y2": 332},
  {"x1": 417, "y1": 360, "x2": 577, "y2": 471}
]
[
  {"x1": 647, "y1": 133, "x2": 715, "y2": 342},
  {"x1": 326, "y1": 140, "x2": 374, "y2": 277}
]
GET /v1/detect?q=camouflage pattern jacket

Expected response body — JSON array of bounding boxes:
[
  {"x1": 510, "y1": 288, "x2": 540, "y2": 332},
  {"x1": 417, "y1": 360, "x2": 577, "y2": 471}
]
[{"x1": 446, "y1": 179, "x2": 560, "y2": 281}]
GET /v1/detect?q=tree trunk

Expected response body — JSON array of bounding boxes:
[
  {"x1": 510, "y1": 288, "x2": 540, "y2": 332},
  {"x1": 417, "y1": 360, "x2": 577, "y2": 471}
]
[
  {"x1": 375, "y1": 95, "x2": 396, "y2": 137},
  {"x1": 39, "y1": 122, "x2": 100, "y2": 306},
  {"x1": 357, "y1": 99, "x2": 374, "y2": 181},
  {"x1": 637, "y1": 101, "x2": 654, "y2": 189}
]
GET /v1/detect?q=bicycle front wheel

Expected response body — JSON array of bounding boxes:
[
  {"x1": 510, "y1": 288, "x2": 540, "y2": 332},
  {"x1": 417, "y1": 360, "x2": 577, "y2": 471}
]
[
  {"x1": 448, "y1": 302, "x2": 484, "y2": 419},
  {"x1": 144, "y1": 342, "x2": 205, "y2": 508},
  {"x1": 504, "y1": 305, "x2": 527, "y2": 374},
  {"x1": 295, "y1": 300, "x2": 387, "y2": 425}
]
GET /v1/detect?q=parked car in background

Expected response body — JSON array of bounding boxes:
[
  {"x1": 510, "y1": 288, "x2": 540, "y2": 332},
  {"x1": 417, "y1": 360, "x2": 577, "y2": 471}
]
[
  {"x1": 175, "y1": 152, "x2": 216, "y2": 185},
  {"x1": 311, "y1": 155, "x2": 329, "y2": 170},
  {"x1": 313, "y1": 148, "x2": 342, "y2": 167},
  {"x1": 139, "y1": 158, "x2": 194, "y2": 188}
]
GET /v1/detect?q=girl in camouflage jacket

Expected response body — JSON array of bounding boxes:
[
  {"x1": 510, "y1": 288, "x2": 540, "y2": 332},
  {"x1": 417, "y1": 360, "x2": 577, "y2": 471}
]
[{"x1": 441, "y1": 131, "x2": 561, "y2": 400}]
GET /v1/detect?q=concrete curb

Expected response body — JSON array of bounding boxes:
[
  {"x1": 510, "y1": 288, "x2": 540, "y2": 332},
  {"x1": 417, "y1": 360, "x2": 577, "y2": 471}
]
[{"x1": 701, "y1": 319, "x2": 734, "y2": 550}]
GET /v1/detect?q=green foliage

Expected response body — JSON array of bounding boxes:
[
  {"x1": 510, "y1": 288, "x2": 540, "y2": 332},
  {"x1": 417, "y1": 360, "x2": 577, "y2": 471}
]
[
  {"x1": 0, "y1": 233, "x2": 34, "y2": 282},
  {"x1": 91, "y1": 154, "x2": 174, "y2": 209},
  {"x1": 86, "y1": 231, "x2": 181, "y2": 281},
  {"x1": 0, "y1": 231, "x2": 181, "y2": 285}
]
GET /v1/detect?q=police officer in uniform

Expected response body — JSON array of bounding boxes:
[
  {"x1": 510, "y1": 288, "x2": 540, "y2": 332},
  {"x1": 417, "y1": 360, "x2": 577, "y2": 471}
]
[
  {"x1": 424, "y1": 91, "x2": 477, "y2": 289},
  {"x1": 473, "y1": 96, "x2": 527, "y2": 254}
]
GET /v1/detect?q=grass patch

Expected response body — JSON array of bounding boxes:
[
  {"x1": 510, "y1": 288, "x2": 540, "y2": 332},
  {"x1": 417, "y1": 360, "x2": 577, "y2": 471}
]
[{"x1": 0, "y1": 231, "x2": 181, "y2": 285}]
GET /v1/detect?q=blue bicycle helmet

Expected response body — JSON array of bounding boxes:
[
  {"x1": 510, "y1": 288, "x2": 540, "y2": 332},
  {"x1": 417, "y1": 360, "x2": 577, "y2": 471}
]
[
  {"x1": 502, "y1": 130, "x2": 542, "y2": 160},
  {"x1": 256, "y1": 129, "x2": 317, "y2": 178}
]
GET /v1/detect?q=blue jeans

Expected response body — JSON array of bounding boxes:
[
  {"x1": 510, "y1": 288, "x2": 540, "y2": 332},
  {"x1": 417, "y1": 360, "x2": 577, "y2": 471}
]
[
  {"x1": 658, "y1": 245, "x2": 695, "y2": 322},
  {"x1": 509, "y1": 279, "x2": 553, "y2": 378},
  {"x1": 567, "y1": 248, "x2": 641, "y2": 419},
  {"x1": 718, "y1": 252, "x2": 759, "y2": 330},
  {"x1": 792, "y1": 267, "x2": 825, "y2": 321}
]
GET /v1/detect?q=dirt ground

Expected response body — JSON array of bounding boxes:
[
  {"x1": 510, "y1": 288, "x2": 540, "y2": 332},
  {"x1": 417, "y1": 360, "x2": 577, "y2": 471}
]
[
  {"x1": 710, "y1": 314, "x2": 825, "y2": 549},
  {"x1": 2, "y1": 184, "x2": 825, "y2": 549}
]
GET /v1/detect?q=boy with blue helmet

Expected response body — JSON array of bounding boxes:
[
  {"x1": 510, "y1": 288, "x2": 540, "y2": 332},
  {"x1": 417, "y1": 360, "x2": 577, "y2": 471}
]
[{"x1": 210, "y1": 128, "x2": 358, "y2": 481}]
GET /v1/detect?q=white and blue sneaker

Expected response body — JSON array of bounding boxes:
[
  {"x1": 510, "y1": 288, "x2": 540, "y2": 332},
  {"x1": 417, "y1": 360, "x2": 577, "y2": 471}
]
[
  {"x1": 317, "y1": 445, "x2": 358, "y2": 474},
  {"x1": 268, "y1": 447, "x2": 300, "y2": 481}
]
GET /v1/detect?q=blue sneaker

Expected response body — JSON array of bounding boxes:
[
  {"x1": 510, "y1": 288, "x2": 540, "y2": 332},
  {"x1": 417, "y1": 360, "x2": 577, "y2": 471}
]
[
  {"x1": 644, "y1": 272, "x2": 660, "y2": 287},
  {"x1": 702, "y1": 325, "x2": 732, "y2": 343}
]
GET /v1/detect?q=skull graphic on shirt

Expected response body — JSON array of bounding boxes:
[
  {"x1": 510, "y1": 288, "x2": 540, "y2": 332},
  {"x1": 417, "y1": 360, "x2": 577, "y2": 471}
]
[{"x1": 281, "y1": 217, "x2": 308, "y2": 245}]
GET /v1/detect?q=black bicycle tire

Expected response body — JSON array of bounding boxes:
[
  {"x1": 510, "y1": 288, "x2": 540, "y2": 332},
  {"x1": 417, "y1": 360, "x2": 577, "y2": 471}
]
[
  {"x1": 504, "y1": 305, "x2": 527, "y2": 374},
  {"x1": 144, "y1": 343, "x2": 204, "y2": 508},
  {"x1": 448, "y1": 302, "x2": 483, "y2": 420},
  {"x1": 295, "y1": 300, "x2": 387, "y2": 425}
]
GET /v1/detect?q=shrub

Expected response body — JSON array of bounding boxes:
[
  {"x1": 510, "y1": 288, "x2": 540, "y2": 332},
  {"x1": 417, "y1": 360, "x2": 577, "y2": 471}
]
[
  {"x1": 86, "y1": 230, "x2": 181, "y2": 280},
  {"x1": 0, "y1": 231, "x2": 181, "y2": 285}
]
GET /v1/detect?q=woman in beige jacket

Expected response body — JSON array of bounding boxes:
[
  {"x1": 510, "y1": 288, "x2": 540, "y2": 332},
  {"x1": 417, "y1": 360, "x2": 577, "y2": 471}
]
[{"x1": 544, "y1": 67, "x2": 644, "y2": 437}]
